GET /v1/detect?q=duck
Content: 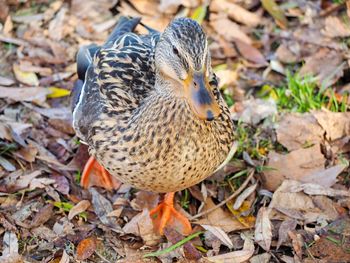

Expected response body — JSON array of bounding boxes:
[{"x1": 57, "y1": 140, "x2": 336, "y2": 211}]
[{"x1": 71, "y1": 16, "x2": 235, "y2": 235}]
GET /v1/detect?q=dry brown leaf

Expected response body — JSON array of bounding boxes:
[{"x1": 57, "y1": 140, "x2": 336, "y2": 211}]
[
  {"x1": 0, "y1": 87, "x2": 50, "y2": 104},
  {"x1": 207, "y1": 236, "x2": 254, "y2": 262},
  {"x1": 299, "y1": 48, "x2": 345, "y2": 87},
  {"x1": 210, "y1": 0, "x2": 261, "y2": 27},
  {"x1": 262, "y1": 145, "x2": 326, "y2": 191},
  {"x1": 48, "y1": 7, "x2": 67, "y2": 41},
  {"x1": 210, "y1": 16, "x2": 252, "y2": 44},
  {"x1": 76, "y1": 236, "x2": 97, "y2": 260},
  {"x1": 249, "y1": 253, "x2": 271, "y2": 263},
  {"x1": 277, "y1": 219, "x2": 297, "y2": 249},
  {"x1": 312, "y1": 110, "x2": 350, "y2": 141},
  {"x1": 0, "y1": 76, "x2": 15, "y2": 86},
  {"x1": 301, "y1": 164, "x2": 347, "y2": 188},
  {"x1": 194, "y1": 198, "x2": 247, "y2": 232},
  {"x1": 261, "y1": 0, "x2": 288, "y2": 29},
  {"x1": 89, "y1": 188, "x2": 122, "y2": 231},
  {"x1": 322, "y1": 16, "x2": 350, "y2": 38},
  {"x1": 231, "y1": 98, "x2": 276, "y2": 125},
  {"x1": 68, "y1": 200, "x2": 91, "y2": 220},
  {"x1": 288, "y1": 231, "x2": 303, "y2": 259},
  {"x1": 201, "y1": 225, "x2": 233, "y2": 249},
  {"x1": 276, "y1": 113, "x2": 324, "y2": 151},
  {"x1": 290, "y1": 182, "x2": 350, "y2": 197},
  {"x1": 30, "y1": 203, "x2": 54, "y2": 228},
  {"x1": 276, "y1": 42, "x2": 300, "y2": 64},
  {"x1": 123, "y1": 209, "x2": 161, "y2": 246},
  {"x1": 233, "y1": 38, "x2": 268, "y2": 65},
  {"x1": 254, "y1": 207, "x2": 272, "y2": 252}
]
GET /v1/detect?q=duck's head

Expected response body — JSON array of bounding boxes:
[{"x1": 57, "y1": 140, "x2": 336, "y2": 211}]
[{"x1": 155, "y1": 18, "x2": 220, "y2": 121}]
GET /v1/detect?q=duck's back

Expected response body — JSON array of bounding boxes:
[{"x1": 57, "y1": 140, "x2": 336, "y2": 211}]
[{"x1": 72, "y1": 17, "x2": 160, "y2": 142}]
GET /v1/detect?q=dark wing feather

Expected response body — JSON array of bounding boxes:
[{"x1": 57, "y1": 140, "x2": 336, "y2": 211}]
[{"x1": 72, "y1": 16, "x2": 160, "y2": 141}]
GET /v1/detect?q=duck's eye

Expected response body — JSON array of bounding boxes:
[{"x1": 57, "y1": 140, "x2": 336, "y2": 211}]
[{"x1": 173, "y1": 47, "x2": 179, "y2": 56}]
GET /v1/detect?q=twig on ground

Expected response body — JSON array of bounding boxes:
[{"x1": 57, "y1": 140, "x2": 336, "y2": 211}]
[{"x1": 190, "y1": 169, "x2": 255, "y2": 220}]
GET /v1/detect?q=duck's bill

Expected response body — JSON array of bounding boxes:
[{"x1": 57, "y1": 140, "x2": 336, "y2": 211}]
[{"x1": 184, "y1": 71, "x2": 221, "y2": 121}]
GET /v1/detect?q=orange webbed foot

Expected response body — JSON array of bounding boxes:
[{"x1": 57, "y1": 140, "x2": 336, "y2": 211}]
[
  {"x1": 150, "y1": 192, "x2": 192, "y2": 236},
  {"x1": 80, "y1": 156, "x2": 121, "y2": 190}
]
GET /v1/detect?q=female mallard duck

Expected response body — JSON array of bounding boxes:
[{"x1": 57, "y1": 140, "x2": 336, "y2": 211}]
[{"x1": 72, "y1": 16, "x2": 234, "y2": 235}]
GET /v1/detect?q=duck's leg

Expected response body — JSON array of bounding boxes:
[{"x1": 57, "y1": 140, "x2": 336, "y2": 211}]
[
  {"x1": 80, "y1": 156, "x2": 121, "y2": 190},
  {"x1": 150, "y1": 192, "x2": 192, "y2": 235}
]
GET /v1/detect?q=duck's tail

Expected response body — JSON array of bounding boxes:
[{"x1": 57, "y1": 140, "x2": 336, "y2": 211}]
[{"x1": 106, "y1": 16, "x2": 141, "y2": 44}]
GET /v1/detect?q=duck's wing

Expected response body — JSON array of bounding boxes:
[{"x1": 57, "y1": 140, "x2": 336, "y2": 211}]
[{"x1": 72, "y1": 16, "x2": 160, "y2": 141}]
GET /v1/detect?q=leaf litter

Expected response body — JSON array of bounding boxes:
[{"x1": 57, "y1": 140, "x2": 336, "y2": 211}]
[{"x1": 0, "y1": 0, "x2": 350, "y2": 262}]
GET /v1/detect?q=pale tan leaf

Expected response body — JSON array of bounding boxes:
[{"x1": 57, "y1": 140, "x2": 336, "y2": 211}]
[
  {"x1": 13, "y1": 64, "x2": 39, "y2": 86},
  {"x1": 290, "y1": 182, "x2": 350, "y2": 197},
  {"x1": 210, "y1": 0, "x2": 261, "y2": 27},
  {"x1": 210, "y1": 16, "x2": 252, "y2": 44},
  {"x1": 59, "y1": 250, "x2": 70, "y2": 263},
  {"x1": 255, "y1": 207, "x2": 272, "y2": 251},
  {"x1": 207, "y1": 236, "x2": 254, "y2": 263},
  {"x1": 322, "y1": 16, "x2": 350, "y2": 38},
  {"x1": 262, "y1": 145, "x2": 326, "y2": 191},
  {"x1": 0, "y1": 87, "x2": 50, "y2": 103},
  {"x1": 68, "y1": 200, "x2": 91, "y2": 220},
  {"x1": 276, "y1": 113, "x2": 324, "y2": 151},
  {"x1": 301, "y1": 164, "x2": 347, "y2": 188},
  {"x1": 233, "y1": 183, "x2": 257, "y2": 210},
  {"x1": 201, "y1": 225, "x2": 233, "y2": 249}
]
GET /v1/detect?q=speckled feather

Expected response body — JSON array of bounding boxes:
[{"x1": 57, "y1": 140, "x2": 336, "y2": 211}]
[{"x1": 72, "y1": 17, "x2": 234, "y2": 193}]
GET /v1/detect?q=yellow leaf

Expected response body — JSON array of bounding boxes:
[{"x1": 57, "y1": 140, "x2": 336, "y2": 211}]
[
  {"x1": 13, "y1": 64, "x2": 39, "y2": 86},
  {"x1": 191, "y1": 5, "x2": 207, "y2": 24},
  {"x1": 227, "y1": 200, "x2": 255, "y2": 227},
  {"x1": 47, "y1": 87, "x2": 70, "y2": 98},
  {"x1": 261, "y1": 0, "x2": 288, "y2": 29}
]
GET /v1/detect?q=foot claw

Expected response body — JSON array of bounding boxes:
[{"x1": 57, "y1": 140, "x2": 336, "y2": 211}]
[
  {"x1": 150, "y1": 192, "x2": 192, "y2": 235},
  {"x1": 81, "y1": 157, "x2": 121, "y2": 190}
]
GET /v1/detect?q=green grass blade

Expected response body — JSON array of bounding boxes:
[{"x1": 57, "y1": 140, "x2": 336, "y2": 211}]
[{"x1": 143, "y1": 231, "x2": 204, "y2": 258}]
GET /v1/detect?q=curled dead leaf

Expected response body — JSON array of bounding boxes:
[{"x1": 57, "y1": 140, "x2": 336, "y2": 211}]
[
  {"x1": 76, "y1": 236, "x2": 97, "y2": 260},
  {"x1": 68, "y1": 200, "x2": 91, "y2": 220}
]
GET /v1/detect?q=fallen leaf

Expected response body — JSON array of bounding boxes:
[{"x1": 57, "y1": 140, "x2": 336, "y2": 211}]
[
  {"x1": 59, "y1": 250, "x2": 69, "y2": 263},
  {"x1": 123, "y1": 209, "x2": 161, "y2": 246},
  {"x1": 194, "y1": 198, "x2": 247, "y2": 232},
  {"x1": 210, "y1": 0, "x2": 261, "y2": 27},
  {"x1": 47, "y1": 87, "x2": 71, "y2": 99},
  {"x1": 0, "y1": 76, "x2": 15, "y2": 86},
  {"x1": 322, "y1": 16, "x2": 350, "y2": 38},
  {"x1": 0, "y1": 156, "x2": 16, "y2": 172},
  {"x1": 0, "y1": 232, "x2": 22, "y2": 262},
  {"x1": 210, "y1": 16, "x2": 252, "y2": 45},
  {"x1": 312, "y1": 110, "x2": 350, "y2": 141},
  {"x1": 249, "y1": 253, "x2": 271, "y2": 263},
  {"x1": 262, "y1": 145, "x2": 326, "y2": 191},
  {"x1": 288, "y1": 231, "x2": 303, "y2": 259},
  {"x1": 290, "y1": 182, "x2": 350, "y2": 197},
  {"x1": 0, "y1": 87, "x2": 50, "y2": 104},
  {"x1": 76, "y1": 236, "x2": 97, "y2": 260},
  {"x1": 231, "y1": 98, "x2": 277, "y2": 125},
  {"x1": 30, "y1": 203, "x2": 54, "y2": 228},
  {"x1": 261, "y1": 0, "x2": 288, "y2": 29},
  {"x1": 68, "y1": 200, "x2": 91, "y2": 220},
  {"x1": 276, "y1": 113, "x2": 324, "y2": 151},
  {"x1": 207, "y1": 236, "x2": 254, "y2": 262},
  {"x1": 299, "y1": 48, "x2": 345, "y2": 88},
  {"x1": 301, "y1": 164, "x2": 347, "y2": 188},
  {"x1": 89, "y1": 188, "x2": 122, "y2": 231},
  {"x1": 254, "y1": 207, "x2": 272, "y2": 251},
  {"x1": 233, "y1": 183, "x2": 257, "y2": 210},
  {"x1": 201, "y1": 225, "x2": 233, "y2": 249},
  {"x1": 234, "y1": 38, "x2": 268, "y2": 65},
  {"x1": 191, "y1": 5, "x2": 207, "y2": 24},
  {"x1": 277, "y1": 219, "x2": 297, "y2": 249},
  {"x1": 13, "y1": 64, "x2": 39, "y2": 86}
]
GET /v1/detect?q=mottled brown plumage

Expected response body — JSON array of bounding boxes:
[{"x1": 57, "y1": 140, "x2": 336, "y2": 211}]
[{"x1": 72, "y1": 17, "x2": 234, "y2": 193}]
